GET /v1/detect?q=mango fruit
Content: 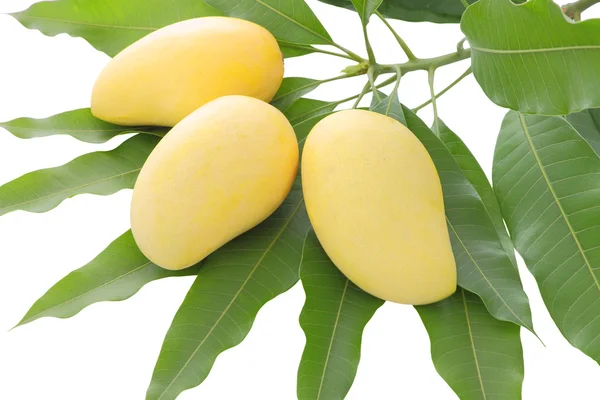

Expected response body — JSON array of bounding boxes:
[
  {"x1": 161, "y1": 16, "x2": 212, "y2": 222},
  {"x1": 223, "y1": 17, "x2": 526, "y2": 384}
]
[
  {"x1": 301, "y1": 110, "x2": 456, "y2": 305},
  {"x1": 131, "y1": 96, "x2": 298, "y2": 270},
  {"x1": 91, "y1": 17, "x2": 284, "y2": 127}
]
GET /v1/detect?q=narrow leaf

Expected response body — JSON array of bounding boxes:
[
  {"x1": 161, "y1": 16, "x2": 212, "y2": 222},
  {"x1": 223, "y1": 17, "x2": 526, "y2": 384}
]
[
  {"x1": 285, "y1": 99, "x2": 338, "y2": 144},
  {"x1": 462, "y1": 0, "x2": 600, "y2": 115},
  {"x1": 0, "y1": 108, "x2": 166, "y2": 144},
  {"x1": 298, "y1": 231, "x2": 383, "y2": 400},
  {"x1": 375, "y1": 104, "x2": 533, "y2": 331},
  {"x1": 566, "y1": 109, "x2": 600, "y2": 156},
  {"x1": 438, "y1": 120, "x2": 518, "y2": 269},
  {"x1": 11, "y1": 0, "x2": 221, "y2": 57},
  {"x1": 493, "y1": 111, "x2": 600, "y2": 362},
  {"x1": 17, "y1": 231, "x2": 200, "y2": 327},
  {"x1": 370, "y1": 91, "x2": 406, "y2": 124},
  {"x1": 272, "y1": 77, "x2": 320, "y2": 113},
  {"x1": 206, "y1": 0, "x2": 333, "y2": 46},
  {"x1": 416, "y1": 288, "x2": 524, "y2": 400},
  {"x1": 0, "y1": 134, "x2": 159, "y2": 216},
  {"x1": 350, "y1": 0, "x2": 383, "y2": 23},
  {"x1": 146, "y1": 180, "x2": 311, "y2": 400}
]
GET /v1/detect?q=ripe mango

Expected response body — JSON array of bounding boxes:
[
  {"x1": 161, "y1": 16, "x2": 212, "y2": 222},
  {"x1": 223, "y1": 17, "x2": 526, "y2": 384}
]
[
  {"x1": 131, "y1": 96, "x2": 299, "y2": 270},
  {"x1": 301, "y1": 110, "x2": 456, "y2": 305},
  {"x1": 91, "y1": 17, "x2": 284, "y2": 127}
]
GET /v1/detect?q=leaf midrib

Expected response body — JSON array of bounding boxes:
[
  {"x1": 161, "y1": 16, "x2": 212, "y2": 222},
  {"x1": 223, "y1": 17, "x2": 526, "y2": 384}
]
[
  {"x1": 316, "y1": 279, "x2": 349, "y2": 400},
  {"x1": 461, "y1": 289, "x2": 487, "y2": 400},
  {"x1": 14, "y1": 15, "x2": 158, "y2": 31},
  {"x1": 471, "y1": 44, "x2": 600, "y2": 55},
  {"x1": 518, "y1": 113, "x2": 600, "y2": 294},
  {"x1": 155, "y1": 198, "x2": 305, "y2": 400},
  {"x1": 447, "y1": 218, "x2": 531, "y2": 330}
]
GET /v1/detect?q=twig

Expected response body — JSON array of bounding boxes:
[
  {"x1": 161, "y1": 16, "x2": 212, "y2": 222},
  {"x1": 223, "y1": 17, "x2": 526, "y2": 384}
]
[
  {"x1": 428, "y1": 66, "x2": 440, "y2": 136},
  {"x1": 353, "y1": 82, "x2": 372, "y2": 108},
  {"x1": 375, "y1": 11, "x2": 416, "y2": 60},
  {"x1": 413, "y1": 67, "x2": 472, "y2": 112}
]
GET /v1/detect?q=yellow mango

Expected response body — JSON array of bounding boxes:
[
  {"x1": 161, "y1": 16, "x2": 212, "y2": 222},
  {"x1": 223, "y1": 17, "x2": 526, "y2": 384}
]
[
  {"x1": 301, "y1": 110, "x2": 456, "y2": 305},
  {"x1": 91, "y1": 17, "x2": 284, "y2": 127},
  {"x1": 131, "y1": 96, "x2": 298, "y2": 270}
]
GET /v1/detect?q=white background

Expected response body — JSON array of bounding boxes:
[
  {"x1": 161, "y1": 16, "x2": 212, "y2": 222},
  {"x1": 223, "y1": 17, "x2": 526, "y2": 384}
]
[{"x1": 1, "y1": 0, "x2": 599, "y2": 399}]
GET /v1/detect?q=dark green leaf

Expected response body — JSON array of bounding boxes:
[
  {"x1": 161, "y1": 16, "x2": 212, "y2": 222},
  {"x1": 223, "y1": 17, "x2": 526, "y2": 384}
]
[
  {"x1": 285, "y1": 99, "x2": 338, "y2": 144},
  {"x1": 567, "y1": 109, "x2": 600, "y2": 156},
  {"x1": 146, "y1": 179, "x2": 311, "y2": 400},
  {"x1": 206, "y1": 0, "x2": 332, "y2": 46},
  {"x1": 298, "y1": 230, "x2": 383, "y2": 400},
  {"x1": 17, "y1": 231, "x2": 199, "y2": 327},
  {"x1": 272, "y1": 78, "x2": 320, "y2": 113},
  {"x1": 370, "y1": 90, "x2": 406, "y2": 124},
  {"x1": 416, "y1": 288, "x2": 524, "y2": 400},
  {"x1": 11, "y1": 0, "x2": 221, "y2": 57},
  {"x1": 0, "y1": 108, "x2": 166, "y2": 144},
  {"x1": 462, "y1": 0, "x2": 600, "y2": 115},
  {"x1": 0, "y1": 134, "x2": 159, "y2": 217},
  {"x1": 375, "y1": 104, "x2": 533, "y2": 331},
  {"x1": 350, "y1": 0, "x2": 383, "y2": 23},
  {"x1": 318, "y1": 0, "x2": 476, "y2": 24},
  {"x1": 438, "y1": 120, "x2": 518, "y2": 270},
  {"x1": 493, "y1": 111, "x2": 600, "y2": 362}
]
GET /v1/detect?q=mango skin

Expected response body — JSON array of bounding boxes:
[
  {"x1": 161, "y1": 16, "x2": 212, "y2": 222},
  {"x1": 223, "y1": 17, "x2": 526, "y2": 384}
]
[
  {"x1": 91, "y1": 17, "x2": 284, "y2": 127},
  {"x1": 301, "y1": 110, "x2": 456, "y2": 305},
  {"x1": 131, "y1": 96, "x2": 299, "y2": 270}
]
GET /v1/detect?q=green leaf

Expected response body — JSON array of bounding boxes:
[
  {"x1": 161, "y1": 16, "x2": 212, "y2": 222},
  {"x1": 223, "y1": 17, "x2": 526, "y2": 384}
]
[
  {"x1": 493, "y1": 111, "x2": 600, "y2": 362},
  {"x1": 297, "y1": 231, "x2": 383, "y2": 400},
  {"x1": 285, "y1": 99, "x2": 338, "y2": 144},
  {"x1": 272, "y1": 78, "x2": 320, "y2": 113},
  {"x1": 0, "y1": 108, "x2": 167, "y2": 144},
  {"x1": 438, "y1": 120, "x2": 518, "y2": 270},
  {"x1": 206, "y1": 0, "x2": 332, "y2": 46},
  {"x1": 16, "y1": 231, "x2": 200, "y2": 327},
  {"x1": 370, "y1": 90, "x2": 406, "y2": 124},
  {"x1": 318, "y1": 0, "x2": 477, "y2": 24},
  {"x1": 372, "y1": 101, "x2": 532, "y2": 331},
  {"x1": 0, "y1": 134, "x2": 159, "y2": 217},
  {"x1": 461, "y1": 0, "x2": 600, "y2": 115},
  {"x1": 11, "y1": 0, "x2": 221, "y2": 57},
  {"x1": 416, "y1": 288, "x2": 524, "y2": 400},
  {"x1": 567, "y1": 109, "x2": 600, "y2": 156},
  {"x1": 350, "y1": 0, "x2": 383, "y2": 23},
  {"x1": 146, "y1": 179, "x2": 311, "y2": 400}
]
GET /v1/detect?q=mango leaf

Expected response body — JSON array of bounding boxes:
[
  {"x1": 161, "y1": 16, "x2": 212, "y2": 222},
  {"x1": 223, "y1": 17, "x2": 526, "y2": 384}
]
[
  {"x1": 370, "y1": 89, "x2": 406, "y2": 123},
  {"x1": 297, "y1": 231, "x2": 383, "y2": 400},
  {"x1": 0, "y1": 108, "x2": 167, "y2": 144},
  {"x1": 272, "y1": 78, "x2": 320, "y2": 113},
  {"x1": 11, "y1": 0, "x2": 221, "y2": 57},
  {"x1": 285, "y1": 99, "x2": 338, "y2": 144},
  {"x1": 0, "y1": 134, "x2": 159, "y2": 217},
  {"x1": 462, "y1": 0, "x2": 600, "y2": 115},
  {"x1": 416, "y1": 288, "x2": 524, "y2": 399},
  {"x1": 371, "y1": 100, "x2": 533, "y2": 331},
  {"x1": 567, "y1": 109, "x2": 600, "y2": 156},
  {"x1": 16, "y1": 231, "x2": 199, "y2": 327},
  {"x1": 205, "y1": 0, "x2": 332, "y2": 46},
  {"x1": 318, "y1": 0, "x2": 476, "y2": 24},
  {"x1": 146, "y1": 179, "x2": 311, "y2": 400},
  {"x1": 493, "y1": 112, "x2": 600, "y2": 363},
  {"x1": 350, "y1": 0, "x2": 383, "y2": 23},
  {"x1": 438, "y1": 120, "x2": 518, "y2": 269}
]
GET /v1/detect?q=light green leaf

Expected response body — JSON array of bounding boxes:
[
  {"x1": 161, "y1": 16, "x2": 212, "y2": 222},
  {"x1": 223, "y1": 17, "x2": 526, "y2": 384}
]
[
  {"x1": 493, "y1": 111, "x2": 600, "y2": 362},
  {"x1": 318, "y1": 0, "x2": 477, "y2": 24},
  {"x1": 567, "y1": 109, "x2": 600, "y2": 156},
  {"x1": 205, "y1": 0, "x2": 332, "y2": 46},
  {"x1": 416, "y1": 288, "x2": 524, "y2": 400},
  {"x1": 16, "y1": 231, "x2": 199, "y2": 327},
  {"x1": 438, "y1": 120, "x2": 518, "y2": 270},
  {"x1": 0, "y1": 108, "x2": 166, "y2": 144},
  {"x1": 272, "y1": 78, "x2": 320, "y2": 113},
  {"x1": 146, "y1": 179, "x2": 311, "y2": 400},
  {"x1": 350, "y1": 0, "x2": 383, "y2": 23},
  {"x1": 11, "y1": 0, "x2": 221, "y2": 57},
  {"x1": 461, "y1": 0, "x2": 600, "y2": 115},
  {"x1": 297, "y1": 230, "x2": 383, "y2": 400},
  {"x1": 376, "y1": 104, "x2": 533, "y2": 331},
  {"x1": 0, "y1": 134, "x2": 159, "y2": 217}
]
